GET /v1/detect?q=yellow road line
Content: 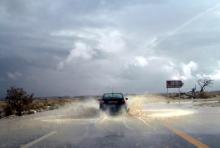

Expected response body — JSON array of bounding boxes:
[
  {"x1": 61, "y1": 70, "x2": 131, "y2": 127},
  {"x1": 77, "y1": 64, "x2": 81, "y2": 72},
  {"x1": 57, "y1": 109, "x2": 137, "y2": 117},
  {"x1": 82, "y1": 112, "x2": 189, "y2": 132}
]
[
  {"x1": 133, "y1": 112, "x2": 209, "y2": 148},
  {"x1": 20, "y1": 131, "x2": 57, "y2": 148},
  {"x1": 163, "y1": 122, "x2": 209, "y2": 148}
]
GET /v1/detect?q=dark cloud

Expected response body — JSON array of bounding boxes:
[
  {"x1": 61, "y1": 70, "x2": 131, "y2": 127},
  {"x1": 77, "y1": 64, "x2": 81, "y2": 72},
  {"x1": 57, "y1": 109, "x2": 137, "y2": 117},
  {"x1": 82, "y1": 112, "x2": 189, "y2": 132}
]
[{"x1": 0, "y1": 0, "x2": 220, "y2": 97}]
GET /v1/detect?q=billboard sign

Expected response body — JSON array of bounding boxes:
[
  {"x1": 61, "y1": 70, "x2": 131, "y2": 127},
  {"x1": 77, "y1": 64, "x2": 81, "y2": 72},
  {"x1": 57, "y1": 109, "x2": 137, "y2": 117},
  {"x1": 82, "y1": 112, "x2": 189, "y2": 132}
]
[{"x1": 166, "y1": 80, "x2": 183, "y2": 88}]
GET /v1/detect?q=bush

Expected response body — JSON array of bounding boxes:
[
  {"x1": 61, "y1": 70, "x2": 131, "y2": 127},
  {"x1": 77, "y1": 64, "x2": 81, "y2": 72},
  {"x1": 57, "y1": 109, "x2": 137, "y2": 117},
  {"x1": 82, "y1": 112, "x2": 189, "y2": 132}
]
[
  {"x1": 4, "y1": 87, "x2": 34, "y2": 116},
  {"x1": 197, "y1": 92, "x2": 210, "y2": 99},
  {"x1": 4, "y1": 105, "x2": 14, "y2": 116}
]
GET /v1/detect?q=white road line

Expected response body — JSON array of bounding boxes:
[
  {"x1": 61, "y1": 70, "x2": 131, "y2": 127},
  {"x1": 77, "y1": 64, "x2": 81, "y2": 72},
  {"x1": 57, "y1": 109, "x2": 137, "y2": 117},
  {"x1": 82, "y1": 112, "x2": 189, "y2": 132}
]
[
  {"x1": 134, "y1": 116, "x2": 151, "y2": 128},
  {"x1": 41, "y1": 118, "x2": 97, "y2": 124},
  {"x1": 20, "y1": 131, "x2": 57, "y2": 148}
]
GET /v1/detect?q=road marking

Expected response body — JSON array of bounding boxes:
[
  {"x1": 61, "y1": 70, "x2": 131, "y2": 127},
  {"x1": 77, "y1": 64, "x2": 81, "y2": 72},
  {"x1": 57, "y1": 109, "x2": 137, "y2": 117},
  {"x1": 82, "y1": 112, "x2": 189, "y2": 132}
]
[
  {"x1": 20, "y1": 131, "x2": 57, "y2": 148},
  {"x1": 134, "y1": 114, "x2": 209, "y2": 148},
  {"x1": 134, "y1": 116, "x2": 151, "y2": 128},
  {"x1": 41, "y1": 118, "x2": 97, "y2": 124},
  {"x1": 163, "y1": 121, "x2": 209, "y2": 148}
]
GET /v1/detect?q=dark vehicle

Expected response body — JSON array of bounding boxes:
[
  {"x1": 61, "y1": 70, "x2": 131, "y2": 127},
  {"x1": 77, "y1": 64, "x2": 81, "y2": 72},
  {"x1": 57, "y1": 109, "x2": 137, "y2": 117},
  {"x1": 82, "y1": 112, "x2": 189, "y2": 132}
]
[{"x1": 99, "y1": 93, "x2": 128, "y2": 114}]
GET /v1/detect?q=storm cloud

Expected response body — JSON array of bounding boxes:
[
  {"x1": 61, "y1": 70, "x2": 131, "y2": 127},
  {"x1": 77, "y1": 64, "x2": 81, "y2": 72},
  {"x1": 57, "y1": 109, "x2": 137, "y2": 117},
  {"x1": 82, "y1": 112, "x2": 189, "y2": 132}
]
[{"x1": 1, "y1": 0, "x2": 220, "y2": 97}]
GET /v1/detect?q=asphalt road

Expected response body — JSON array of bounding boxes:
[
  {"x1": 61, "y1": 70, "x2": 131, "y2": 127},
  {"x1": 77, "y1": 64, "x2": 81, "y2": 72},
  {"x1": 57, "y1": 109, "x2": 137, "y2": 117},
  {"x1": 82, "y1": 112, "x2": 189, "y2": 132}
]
[{"x1": 0, "y1": 96, "x2": 220, "y2": 148}]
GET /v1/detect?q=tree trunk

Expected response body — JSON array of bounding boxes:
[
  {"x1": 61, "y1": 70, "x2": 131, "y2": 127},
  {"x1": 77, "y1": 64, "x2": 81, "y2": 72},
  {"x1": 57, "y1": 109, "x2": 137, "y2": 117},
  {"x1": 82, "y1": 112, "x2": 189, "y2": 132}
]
[{"x1": 200, "y1": 86, "x2": 205, "y2": 93}]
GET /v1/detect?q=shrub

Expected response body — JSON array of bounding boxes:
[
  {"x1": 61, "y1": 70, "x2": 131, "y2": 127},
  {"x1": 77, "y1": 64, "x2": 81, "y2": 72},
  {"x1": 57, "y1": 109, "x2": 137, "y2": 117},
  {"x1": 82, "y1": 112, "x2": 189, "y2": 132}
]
[
  {"x1": 5, "y1": 87, "x2": 34, "y2": 116},
  {"x1": 4, "y1": 105, "x2": 14, "y2": 116},
  {"x1": 197, "y1": 92, "x2": 210, "y2": 99}
]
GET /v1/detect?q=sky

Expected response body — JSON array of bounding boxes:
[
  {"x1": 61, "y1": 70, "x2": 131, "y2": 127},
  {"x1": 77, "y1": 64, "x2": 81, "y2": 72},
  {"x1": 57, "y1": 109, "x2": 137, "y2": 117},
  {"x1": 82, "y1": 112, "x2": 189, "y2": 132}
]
[{"x1": 1, "y1": 0, "x2": 220, "y2": 97}]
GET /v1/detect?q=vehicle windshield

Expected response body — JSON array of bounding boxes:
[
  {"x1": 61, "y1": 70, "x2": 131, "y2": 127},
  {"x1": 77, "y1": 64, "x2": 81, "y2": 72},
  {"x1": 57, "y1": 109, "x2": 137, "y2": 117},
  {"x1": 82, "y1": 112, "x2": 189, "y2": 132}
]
[
  {"x1": 103, "y1": 93, "x2": 123, "y2": 100},
  {"x1": 1, "y1": 0, "x2": 220, "y2": 147}
]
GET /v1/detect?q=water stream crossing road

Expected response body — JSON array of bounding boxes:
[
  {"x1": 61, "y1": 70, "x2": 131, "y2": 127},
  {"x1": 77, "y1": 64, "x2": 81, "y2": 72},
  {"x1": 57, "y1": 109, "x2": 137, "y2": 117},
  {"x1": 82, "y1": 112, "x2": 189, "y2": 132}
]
[{"x1": 1, "y1": 96, "x2": 220, "y2": 148}]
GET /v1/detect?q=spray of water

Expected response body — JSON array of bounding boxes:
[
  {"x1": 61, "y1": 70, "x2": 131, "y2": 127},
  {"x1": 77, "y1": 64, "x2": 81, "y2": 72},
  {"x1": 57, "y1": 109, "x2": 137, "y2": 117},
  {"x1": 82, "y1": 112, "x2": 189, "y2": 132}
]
[
  {"x1": 35, "y1": 98, "x2": 100, "y2": 123},
  {"x1": 34, "y1": 94, "x2": 194, "y2": 126},
  {"x1": 127, "y1": 94, "x2": 194, "y2": 120}
]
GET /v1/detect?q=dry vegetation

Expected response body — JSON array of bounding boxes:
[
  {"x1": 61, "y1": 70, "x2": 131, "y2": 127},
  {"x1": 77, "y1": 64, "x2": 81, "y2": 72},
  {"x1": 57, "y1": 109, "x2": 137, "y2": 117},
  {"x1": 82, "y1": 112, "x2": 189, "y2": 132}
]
[
  {"x1": 0, "y1": 101, "x2": 7, "y2": 118},
  {"x1": 0, "y1": 101, "x2": 6, "y2": 108},
  {"x1": 165, "y1": 91, "x2": 220, "y2": 100},
  {"x1": 0, "y1": 98, "x2": 79, "y2": 118},
  {"x1": 29, "y1": 98, "x2": 76, "y2": 111},
  {"x1": 0, "y1": 86, "x2": 99, "y2": 119},
  {"x1": 0, "y1": 87, "x2": 84, "y2": 118}
]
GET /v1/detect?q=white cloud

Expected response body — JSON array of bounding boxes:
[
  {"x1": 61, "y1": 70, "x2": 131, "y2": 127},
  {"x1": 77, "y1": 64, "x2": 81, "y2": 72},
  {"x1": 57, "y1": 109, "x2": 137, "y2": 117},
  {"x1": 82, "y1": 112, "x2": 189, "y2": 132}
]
[
  {"x1": 132, "y1": 56, "x2": 148, "y2": 67},
  {"x1": 181, "y1": 61, "x2": 198, "y2": 80},
  {"x1": 57, "y1": 41, "x2": 95, "y2": 70},
  {"x1": 172, "y1": 61, "x2": 198, "y2": 80},
  {"x1": 51, "y1": 30, "x2": 98, "y2": 40},
  {"x1": 208, "y1": 69, "x2": 220, "y2": 80},
  {"x1": 214, "y1": 10, "x2": 220, "y2": 16},
  {"x1": 197, "y1": 61, "x2": 220, "y2": 80},
  {"x1": 7, "y1": 72, "x2": 22, "y2": 80},
  {"x1": 163, "y1": 61, "x2": 198, "y2": 80},
  {"x1": 57, "y1": 28, "x2": 126, "y2": 70},
  {"x1": 162, "y1": 61, "x2": 176, "y2": 72},
  {"x1": 206, "y1": 70, "x2": 220, "y2": 80},
  {"x1": 53, "y1": 28, "x2": 126, "y2": 53},
  {"x1": 97, "y1": 29, "x2": 125, "y2": 53},
  {"x1": 145, "y1": 37, "x2": 160, "y2": 49},
  {"x1": 67, "y1": 42, "x2": 95, "y2": 61}
]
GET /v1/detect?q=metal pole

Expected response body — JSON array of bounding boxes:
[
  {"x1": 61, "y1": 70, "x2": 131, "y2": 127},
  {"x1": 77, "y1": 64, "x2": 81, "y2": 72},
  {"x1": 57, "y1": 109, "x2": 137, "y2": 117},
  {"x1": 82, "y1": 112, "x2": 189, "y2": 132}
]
[{"x1": 178, "y1": 88, "x2": 180, "y2": 104}]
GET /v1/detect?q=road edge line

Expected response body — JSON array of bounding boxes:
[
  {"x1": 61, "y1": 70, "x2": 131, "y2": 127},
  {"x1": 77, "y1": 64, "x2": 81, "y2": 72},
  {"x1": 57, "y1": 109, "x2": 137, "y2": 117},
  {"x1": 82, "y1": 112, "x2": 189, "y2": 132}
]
[{"x1": 20, "y1": 131, "x2": 57, "y2": 148}]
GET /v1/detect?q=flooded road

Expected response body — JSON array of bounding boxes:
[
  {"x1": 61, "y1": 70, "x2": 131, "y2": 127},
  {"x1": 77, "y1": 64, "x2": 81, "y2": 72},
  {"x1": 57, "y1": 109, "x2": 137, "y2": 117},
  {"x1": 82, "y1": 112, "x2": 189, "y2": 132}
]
[{"x1": 0, "y1": 95, "x2": 220, "y2": 148}]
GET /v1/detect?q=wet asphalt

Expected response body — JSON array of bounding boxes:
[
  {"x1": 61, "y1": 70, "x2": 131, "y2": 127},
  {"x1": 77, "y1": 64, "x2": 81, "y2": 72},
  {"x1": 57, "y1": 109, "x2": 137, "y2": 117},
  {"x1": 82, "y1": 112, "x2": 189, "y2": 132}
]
[{"x1": 0, "y1": 98, "x2": 220, "y2": 148}]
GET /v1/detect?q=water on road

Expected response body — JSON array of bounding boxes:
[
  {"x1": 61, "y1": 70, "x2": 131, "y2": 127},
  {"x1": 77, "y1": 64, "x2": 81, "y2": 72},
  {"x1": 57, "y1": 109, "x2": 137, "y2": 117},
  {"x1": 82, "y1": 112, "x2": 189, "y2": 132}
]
[{"x1": 1, "y1": 95, "x2": 220, "y2": 148}]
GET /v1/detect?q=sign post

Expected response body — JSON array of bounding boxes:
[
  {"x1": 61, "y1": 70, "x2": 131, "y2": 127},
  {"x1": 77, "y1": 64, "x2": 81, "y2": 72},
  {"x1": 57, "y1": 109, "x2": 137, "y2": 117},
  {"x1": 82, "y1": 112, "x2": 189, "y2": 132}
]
[{"x1": 166, "y1": 80, "x2": 184, "y2": 100}]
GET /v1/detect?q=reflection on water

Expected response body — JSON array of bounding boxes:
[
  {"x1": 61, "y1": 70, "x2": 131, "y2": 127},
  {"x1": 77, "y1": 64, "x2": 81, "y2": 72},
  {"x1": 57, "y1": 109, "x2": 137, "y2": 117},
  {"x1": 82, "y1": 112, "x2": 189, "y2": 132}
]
[
  {"x1": 128, "y1": 94, "x2": 195, "y2": 119},
  {"x1": 146, "y1": 109, "x2": 194, "y2": 118}
]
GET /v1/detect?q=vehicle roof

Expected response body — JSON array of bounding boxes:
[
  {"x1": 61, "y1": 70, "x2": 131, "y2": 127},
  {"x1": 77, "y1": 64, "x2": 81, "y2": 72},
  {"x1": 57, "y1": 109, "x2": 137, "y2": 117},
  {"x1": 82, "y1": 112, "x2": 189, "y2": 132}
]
[
  {"x1": 102, "y1": 93, "x2": 124, "y2": 99},
  {"x1": 103, "y1": 93, "x2": 123, "y2": 95},
  {"x1": 103, "y1": 93, "x2": 124, "y2": 96}
]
